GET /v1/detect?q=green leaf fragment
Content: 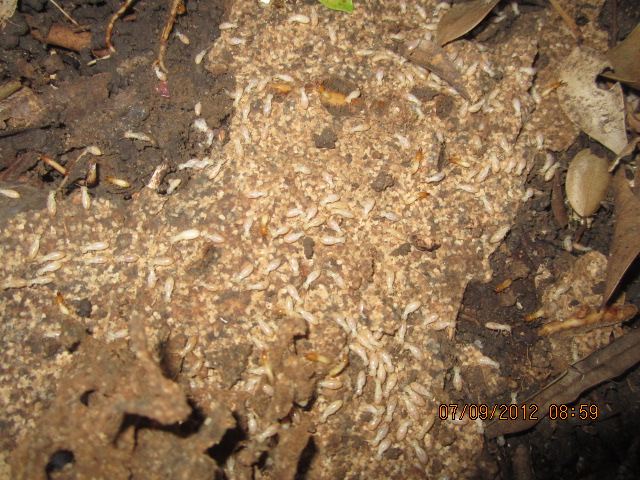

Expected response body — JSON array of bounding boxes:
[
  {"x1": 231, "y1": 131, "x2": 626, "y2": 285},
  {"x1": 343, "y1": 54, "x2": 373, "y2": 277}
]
[{"x1": 317, "y1": 0, "x2": 354, "y2": 13}]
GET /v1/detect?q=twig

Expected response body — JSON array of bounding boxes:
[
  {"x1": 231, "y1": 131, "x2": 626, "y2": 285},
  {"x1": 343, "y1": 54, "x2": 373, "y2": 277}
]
[
  {"x1": 153, "y1": 0, "x2": 184, "y2": 73},
  {"x1": 48, "y1": 0, "x2": 80, "y2": 27},
  {"x1": 547, "y1": 0, "x2": 582, "y2": 42},
  {"x1": 105, "y1": 0, "x2": 137, "y2": 53}
]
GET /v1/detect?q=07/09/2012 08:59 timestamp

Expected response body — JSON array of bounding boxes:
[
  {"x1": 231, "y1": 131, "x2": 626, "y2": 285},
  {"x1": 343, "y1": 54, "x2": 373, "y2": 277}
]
[{"x1": 439, "y1": 403, "x2": 599, "y2": 421}]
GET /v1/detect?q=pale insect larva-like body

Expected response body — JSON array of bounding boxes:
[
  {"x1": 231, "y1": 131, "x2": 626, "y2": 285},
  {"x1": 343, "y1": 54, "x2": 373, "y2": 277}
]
[
  {"x1": 319, "y1": 400, "x2": 343, "y2": 423},
  {"x1": 305, "y1": 205, "x2": 318, "y2": 222},
  {"x1": 431, "y1": 320, "x2": 455, "y2": 331},
  {"x1": 476, "y1": 164, "x2": 491, "y2": 183},
  {"x1": 394, "y1": 133, "x2": 410, "y2": 149},
  {"x1": 425, "y1": 171, "x2": 445, "y2": 183},
  {"x1": 383, "y1": 372, "x2": 398, "y2": 398},
  {"x1": 489, "y1": 225, "x2": 511, "y2": 243},
  {"x1": 304, "y1": 216, "x2": 326, "y2": 230},
  {"x1": 0, "y1": 189, "x2": 20, "y2": 198},
  {"x1": 262, "y1": 384, "x2": 275, "y2": 397},
  {"x1": 247, "y1": 281, "x2": 269, "y2": 291},
  {"x1": 243, "y1": 216, "x2": 254, "y2": 238},
  {"x1": 453, "y1": 366, "x2": 463, "y2": 391},
  {"x1": 147, "y1": 268, "x2": 158, "y2": 288},
  {"x1": 403, "y1": 395, "x2": 420, "y2": 420},
  {"x1": 256, "y1": 423, "x2": 279, "y2": 443},
  {"x1": 404, "y1": 342, "x2": 423, "y2": 360},
  {"x1": 320, "y1": 193, "x2": 340, "y2": 206},
  {"x1": 521, "y1": 188, "x2": 534, "y2": 202},
  {"x1": 380, "y1": 211, "x2": 400, "y2": 222},
  {"x1": 293, "y1": 165, "x2": 311, "y2": 175},
  {"x1": 272, "y1": 225, "x2": 291, "y2": 238},
  {"x1": 234, "y1": 137, "x2": 244, "y2": 158},
  {"x1": 386, "y1": 270, "x2": 395, "y2": 294},
  {"x1": 236, "y1": 262, "x2": 255, "y2": 281},
  {"x1": 81, "y1": 242, "x2": 109, "y2": 253},
  {"x1": 349, "y1": 343, "x2": 369, "y2": 366},
  {"x1": 299, "y1": 88, "x2": 309, "y2": 110},
  {"x1": 302, "y1": 270, "x2": 321, "y2": 290},
  {"x1": 411, "y1": 440, "x2": 428, "y2": 465},
  {"x1": 195, "y1": 49, "x2": 208, "y2": 65},
  {"x1": 321, "y1": 236, "x2": 345, "y2": 246},
  {"x1": 285, "y1": 284, "x2": 301, "y2": 303},
  {"x1": 478, "y1": 355, "x2": 501, "y2": 369},
  {"x1": 284, "y1": 232, "x2": 304, "y2": 244},
  {"x1": 36, "y1": 261, "x2": 62, "y2": 276},
  {"x1": 348, "y1": 124, "x2": 370, "y2": 133},
  {"x1": 396, "y1": 322, "x2": 407, "y2": 344},
  {"x1": 246, "y1": 190, "x2": 267, "y2": 198},
  {"x1": 369, "y1": 353, "x2": 379, "y2": 378},
  {"x1": 296, "y1": 308, "x2": 318, "y2": 325},
  {"x1": 175, "y1": 31, "x2": 189, "y2": 44},
  {"x1": 166, "y1": 178, "x2": 182, "y2": 195},
  {"x1": 544, "y1": 162, "x2": 561, "y2": 182},
  {"x1": 328, "y1": 25, "x2": 337, "y2": 42},
  {"x1": 228, "y1": 37, "x2": 246, "y2": 46},
  {"x1": 170, "y1": 228, "x2": 200, "y2": 244},
  {"x1": 355, "y1": 370, "x2": 367, "y2": 396},
  {"x1": 27, "y1": 235, "x2": 41, "y2": 261},
  {"x1": 27, "y1": 276, "x2": 54, "y2": 287},
  {"x1": 204, "y1": 233, "x2": 224, "y2": 243},
  {"x1": 47, "y1": 190, "x2": 57, "y2": 217},
  {"x1": 410, "y1": 382, "x2": 430, "y2": 397},
  {"x1": 84, "y1": 256, "x2": 108, "y2": 265},
  {"x1": 363, "y1": 198, "x2": 376, "y2": 217},
  {"x1": 405, "y1": 387, "x2": 426, "y2": 407},
  {"x1": 416, "y1": 413, "x2": 436, "y2": 439},
  {"x1": 263, "y1": 93, "x2": 273, "y2": 117},
  {"x1": 219, "y1": 21, "x2": 237, "y2": 30},
  {"x1": 310, "y1": 6, "x2": 318, "y2": 26},
  {"x1": 396, "y1": 419, "x2": 413, "y2": 442},
  {"x1": 374, "y1": 379, "x2": 383, "y2": 405},
  {"x1": 38, "y1": 252, "x2": 65, "y2": 264},
  {"x1": 371, "y1": 423, "x2": 389, "y2": 447},
  {"x1": 286, "y1": 207, "x2": 303, "y2": 218},
  {"x1": 288, "y1": 14, "x2": 310, "y2": 23},
  {"x1": 322, "y1": 172, "x2": 334, "y2": 188},
  {"x1": 401, "y1": 300, "x2": 421, "y2": 320},
  {"x1": 264, "y1": 258, "x2": 282, "y2": 274},
  {"x1": 375, "y1": 438, "x2": 392, "y2": 461},
  {"x1": 378, "y1": 351, "x2": 393, "y2": 372},
  {"x1": 164, "y1": 276, "x2": 175, "y2": 303},
  {"x1": 326, "y1": 270, "x2": 346, "y2": 289},
  {"x1": 284, "y1": 258, "x2": 299, "y2": 277},
  {"x1": 3, "y1": 279, "x2": 28, "y2": 289},
  {"x1": 457, "y1": 184, "x2": 478, "y2": 194},
  {"x1": 345, "y1": 89, "x2": 361, "y2": 104},
  {"x1": 318, "y1": 378, "x2": 343, "y2": 390}
]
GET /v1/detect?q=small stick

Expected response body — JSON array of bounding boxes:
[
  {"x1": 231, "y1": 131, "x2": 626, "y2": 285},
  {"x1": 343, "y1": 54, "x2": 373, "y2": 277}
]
[
  {"x1": 48, "y1": 0, "x2": 80, "y2": 27},
  {"x1": 105, "y1": 0, "x2": 137, "y2": 53},
  {"x1": 153, "y1": 0, "x2": 184, "y2": 73},
  {"x1": 548, "y1": 0, "x2": 582, "y2": 42}
]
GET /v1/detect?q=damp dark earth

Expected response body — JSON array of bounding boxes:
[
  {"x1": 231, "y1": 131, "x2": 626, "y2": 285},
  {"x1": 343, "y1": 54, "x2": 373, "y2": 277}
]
[{"x1": 1, "y1": 0, "x2": 640, "y2": 479}]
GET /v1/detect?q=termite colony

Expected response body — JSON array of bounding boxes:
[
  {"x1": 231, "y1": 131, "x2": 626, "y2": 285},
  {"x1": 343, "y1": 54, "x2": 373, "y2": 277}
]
[{"x1": 1, "y1": 0, "x2": 547, "y2": 478}]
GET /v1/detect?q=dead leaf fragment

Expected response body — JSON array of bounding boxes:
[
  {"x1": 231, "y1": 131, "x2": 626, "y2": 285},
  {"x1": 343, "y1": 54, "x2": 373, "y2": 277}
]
[
  {"x1": 405, "y1": 40, "x2": 471, "y2": 102},
  {"x1": 0, "y1": 0, "x2": 17, "y2": 27},
  {"x1": 558, "y1": 46, "x2": 627, "y2": 155},
  {"x1": 604, "y1": 23, "x2": 640, "y2": 90},
  {"x1": 435, "y1": 0, "x2": 500, "y2": 46},
  {"x1": 565, "y1": 149, "x2": 611, "y2": 217},
  {"x1": 602, "y1": 169, "x2": 640, "y2": 305}
]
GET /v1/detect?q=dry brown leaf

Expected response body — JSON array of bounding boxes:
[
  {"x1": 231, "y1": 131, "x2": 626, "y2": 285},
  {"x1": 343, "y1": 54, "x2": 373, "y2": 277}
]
[
  {"x1": 604, "y1": 23, "x2": 640, "y2": 91},
  {"x1": 0, "y1": 0, "x2": 17, "y2": 26},
  {"x1": 558, "y1": 46, "x2": 627, "y2": 155},
  {"x1": 565, "y1": 149, "x2": 611, "y2": 218},
  {"x1": 435, "y1": 0, "x2": 500, "y2": 47},
  {"x1": 405, "y1": 39, "x2": 471, "y2": 102},
  {"x1": 602, "y1": 169, "x2": 640, "y2": 305}
]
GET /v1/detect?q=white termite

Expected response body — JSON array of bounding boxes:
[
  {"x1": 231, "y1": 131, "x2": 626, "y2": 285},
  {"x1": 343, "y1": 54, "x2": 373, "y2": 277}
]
[
  {"x1": 396, "y1": 419, "x2": 413, "y2": 442},
  {"x1": 288, "y1": 13, "x2": 310, "y2": 23},
  {"x1": 318, "y1": 378, "x2": 343, "y2": 390},
  {"x1": 355, "y1": 370, "x2": 367, "y2": 396},
  {"x1": 321, "y1": 236, "x2": 345, "y2": 246},
  {"x1": 544, "y1": 162, "x2": 561, "y2": 181},
  {"x1": 411, "y1": 440, "x2": 428, "y2": 465},
  {"x1": 204, "y1": 233, "x2": 224, "y2": 243},
  {"x1": 236, "y1": 262, "x2": 254, "y2": 281},
  {"x1": 256, "y1": 423, "x2": 279, "y2": 443},
  {"x1": 81, "y1": 242, "x2": 109, "y2": 253},
  {"x1": 175, "y1": 30, "x2": 189, "y2": 44},
  {"x1": 302, "y1": 270, "x2": 321, "y2": 290},
  {"x1": 164, "y1": 276, "x2": 175, "y2": 303},
  {"x1": 375, "y1": 438, "x2": 391, "y2": 461},
  {"x1": 116, "y1": 254, "x2": 139, "y2": 263},
  {"x1": 285, "y1": 284, "x2": 301, "y2": 304},
  {"x1": 228, "y1": 37, "x2": 246, "y2": 46},
  {"x1": 27, "y1": 276, "x2": 54, "y2": 287},
  {"x1": 264, "y1": 258, "x2": 282, "y2": 274},
  {"x1": 383, "y1": 372, "x2": 398, "y2": 398},
  {"x1": 47, "y1": 190, "x2": 57, "y2": 217},
  {"x1": 272, "y1": 225, "x2": 290, "y2": 238},
  {"x1": 425, "y1": 171, "x2": 445, "y2": 183},
  {"x1": 296, "y1": 308, "x2": 318, "y2": 325},
  {"x1": 401, "y1": 300, "x2": 421, "y2": 320},
  {"x1": 453, "y1": 366, "x2": 463, "y2": 392},
  {"x1": 38, "y1": 251, "x2": 65, "y2": 264},
  {"x1": 349, "y1": 343, "x2": 368, "y2": 366},
  {"x1": 195, "y1": 49, "x2": 208, "y2": 65},
  {"x1": 84, "y1": 256, "x2": 107, "y2": 265},
  {"x1": 404, "y1": 342, "x2": 423, "y2": 360},
  {"x1": 394, "y1": 133, "x2": 411, "y2": 149},
  {"x1": 489, "y1": 225, "x2": 511, "y2": 243},
  {"x1": 374, "y1": 379, "x2": 383, "y2": 405},
  {"x1": 0, "y1": 188, "x2": 20, "y2": 198},
  {"x1": 283, "y1": 232, "x2": 304, "y2": 244},
  {"x1": 36, "y1": 261, "x2": 62, "y2": 276},
  {"x1": 416, "y1": 413, "x2": 436, "y2": 439},
  {"x1": 147, "y1": 268, "x2": 158, "y2": 288},
  {"x1": 170, "y1": 228, "x2": 200, "y2": 244},
  {"x1": 247, "y1": 281, "x2": 269, "y2": 291},
  {"x1": 478, "y1": 355, "x2": 501, "y2": 369},
  {"x1": 319, "y1": 400, "x2": 343, "y2": 423},
  {"x1": 263, "y1": 93, "x2": 273, "y2": 117},
  {"x1": 371, "y1": 423, "x2": 389, "y2": 447},
  {"x1": 27, "y1": 235, "x2": 42, "y2": 261},
  {"x1": 363, "y1": 198, "x2": 376, "y2": 217}
]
